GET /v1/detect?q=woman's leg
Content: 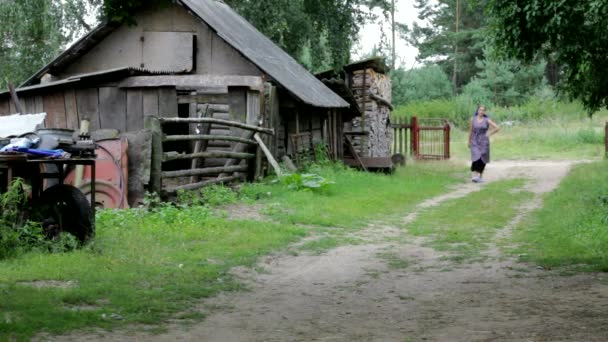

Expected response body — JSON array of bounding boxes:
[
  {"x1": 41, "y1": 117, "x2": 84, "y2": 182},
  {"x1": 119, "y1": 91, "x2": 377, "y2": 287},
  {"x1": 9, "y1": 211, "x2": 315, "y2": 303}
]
[{"x1": 471, "y1": 160, "x2": 485, "y2": 182}]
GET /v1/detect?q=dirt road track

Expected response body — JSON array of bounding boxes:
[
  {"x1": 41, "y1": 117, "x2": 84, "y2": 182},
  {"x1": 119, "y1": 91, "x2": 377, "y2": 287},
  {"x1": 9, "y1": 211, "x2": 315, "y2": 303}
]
[{"x1": 50, "y1": 161, "x2": 608, "y2": 342}]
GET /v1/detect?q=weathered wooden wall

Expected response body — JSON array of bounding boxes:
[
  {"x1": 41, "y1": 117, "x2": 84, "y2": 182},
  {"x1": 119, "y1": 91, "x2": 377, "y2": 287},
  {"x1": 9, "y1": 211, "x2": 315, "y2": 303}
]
[
  {"x1": 61, "y1": 3, "x2": 262, "y2": 78},
  {"x1": 0, "y1": 86, "x2": 176, "y2": 134}
]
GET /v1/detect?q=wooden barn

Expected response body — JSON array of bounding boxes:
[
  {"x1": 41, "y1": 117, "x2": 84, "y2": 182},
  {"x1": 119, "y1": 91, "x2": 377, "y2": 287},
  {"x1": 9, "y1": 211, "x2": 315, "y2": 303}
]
[{"x1": 0, "y1": 0, "x2": 349, "y2": 204}]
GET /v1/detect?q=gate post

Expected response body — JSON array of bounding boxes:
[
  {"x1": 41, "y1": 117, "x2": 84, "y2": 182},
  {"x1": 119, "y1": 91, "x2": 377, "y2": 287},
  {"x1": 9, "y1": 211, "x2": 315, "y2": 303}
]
[
  {"x1": 605, "y1": 122, "x2": 608, "y2": 158},
  {"x1": 411, "y1": 116, "x2": 419, "y2": 158},
  {"x1": 443, "y1": 122, "x2": 451, "y2": 159}
]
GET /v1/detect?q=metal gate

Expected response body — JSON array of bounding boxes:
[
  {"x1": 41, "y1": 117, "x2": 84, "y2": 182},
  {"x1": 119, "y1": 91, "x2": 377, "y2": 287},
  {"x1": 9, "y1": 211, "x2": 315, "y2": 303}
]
[{"x1": 391, "y1": 116, "x2": 451, "y2": 160}]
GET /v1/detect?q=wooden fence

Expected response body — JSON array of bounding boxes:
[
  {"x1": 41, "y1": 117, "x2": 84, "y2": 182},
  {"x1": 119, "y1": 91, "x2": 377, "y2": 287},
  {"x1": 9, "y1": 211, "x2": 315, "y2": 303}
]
[{"x1": 391, "y1": 116, "x2": 450, "y2": 160}]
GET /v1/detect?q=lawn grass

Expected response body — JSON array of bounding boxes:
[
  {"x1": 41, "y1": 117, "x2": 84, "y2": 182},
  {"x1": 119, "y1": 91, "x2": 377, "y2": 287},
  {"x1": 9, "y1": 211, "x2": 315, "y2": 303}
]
[
  {"x1": 0, "y1": 208, "x2": 306, "y2": 340},
  {"x1": 511, "y1": 160, "x2": 608, "y2": 271},
  {"x1": 242, "y1": 162, "x2": 464, "y2": 228},
  {"x1": 0, "y1": 162, "x2": 463, "y2": 339},
  {"x1": 450, "y1": 113, "x2": 607, "y2": 161},
  {"x1": 405, "y1": 179, "x2": 532, "y2": 261}
]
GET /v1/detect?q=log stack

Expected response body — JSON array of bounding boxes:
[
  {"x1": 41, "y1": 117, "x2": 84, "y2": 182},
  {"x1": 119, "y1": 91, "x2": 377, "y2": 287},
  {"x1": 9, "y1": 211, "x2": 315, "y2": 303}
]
[{"x1": 349, "y1": 68, "x2": 393, "y2": 158}]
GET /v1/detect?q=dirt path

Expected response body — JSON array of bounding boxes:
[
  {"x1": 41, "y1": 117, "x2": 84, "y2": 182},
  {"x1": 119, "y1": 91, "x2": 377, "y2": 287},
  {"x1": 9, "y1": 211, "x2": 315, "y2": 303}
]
[{"x1": 54, "y1": 161, "x2": 608, "y2": 341}]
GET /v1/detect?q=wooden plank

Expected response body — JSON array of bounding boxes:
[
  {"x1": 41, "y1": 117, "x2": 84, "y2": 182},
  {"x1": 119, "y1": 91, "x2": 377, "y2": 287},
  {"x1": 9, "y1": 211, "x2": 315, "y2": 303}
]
[
  {"x1": 9, "y1": 99, "x2": 16, "y2": 114},
  {"x1": 64, "y1": 90, "x2": 79, "y2": 130},
  {"x1": 43, "y1": 92, "x2": 67, "y2": 128},
  {"x1": 24, "y1": 97, "x2": 36, "y2": 114},
  {"x1": 99, "y1": 87, "x2": 127, "y2": 132},
  {"x1": 164, "y1": 151, "x2": 255, "y2": 162},
  {"x1": 165, "y1": 175, "x2": 242, "y2": 193},
  {"x1": 143, "y1": 89, "x2": 159, "y2": 117},
  {"x1": 76, "y1": 88, "x2": 100, "y2": 131},
  {"x1": 162, "y1": 165, "x2": 248, "y2": 178},
  {"x1": 163, "y1": 134, "x2": 257, "y2": 145},
  {"x1": 159, "y1": 117, "x2": 274, "y2": 134},
  {"x1": 34, "y1": 96, "x2": 44, "y2": 113},
  {"x1": 254, "y1": 133, "x2": 281, "y2": 176},
  {"x1": 126, "y1": 89, "x2": 144, "y2": 131},
  {"x1": 144, "y1": 116, "x2": 163, "y2": 194},
  {"x1": 0, "y1": 99, "x2": 9, "y2": 116},
  {"x1": 120, "y1": 75, "x2": 264, "y2": 90},
  {"x1": 8, "y1": 84, "x2": 24, "y2": 114},
  {"x1": 158, "y1": 88, "x2": 178, "y2": 118},
  {"x1": 177, "y1": 93, "x2": 229, "y2": 104}
]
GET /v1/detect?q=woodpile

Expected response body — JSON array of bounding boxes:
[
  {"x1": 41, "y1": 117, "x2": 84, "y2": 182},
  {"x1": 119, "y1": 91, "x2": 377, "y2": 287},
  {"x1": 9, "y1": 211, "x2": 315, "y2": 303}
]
[{"x1": 348, "y1": 68, "x2": 393, "y2": 158}]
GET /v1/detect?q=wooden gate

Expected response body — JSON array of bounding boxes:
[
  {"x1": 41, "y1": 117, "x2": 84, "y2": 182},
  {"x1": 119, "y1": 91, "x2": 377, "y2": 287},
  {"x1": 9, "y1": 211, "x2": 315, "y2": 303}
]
[{"x1": 391, "y1": 116, "x2": 451, "y2": 160}]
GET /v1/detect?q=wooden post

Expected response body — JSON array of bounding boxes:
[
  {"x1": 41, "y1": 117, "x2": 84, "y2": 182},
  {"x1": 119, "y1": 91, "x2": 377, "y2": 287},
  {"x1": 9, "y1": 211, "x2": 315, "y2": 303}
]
[
  {"x1": 605, "y1": 122, "x2": 608, "y2": 158},
  {"x1": 254, "y1": 133, "x2": 282, "y2": 176},
  {"x1": 444, "y1": 122, "x2": 451, "y2": 159},
  {"x1": 411, "y1": 116, "x2": 419, "y2": 158},
  {"x1": 145, "y1": 116, "x2": 163, "y2": 194},
  {"x1": 8, "y1": 83, "x2": 23, "y2": 114},
  {"x1": 398, "y1": 118, "x2": 404, "y2": 155}
]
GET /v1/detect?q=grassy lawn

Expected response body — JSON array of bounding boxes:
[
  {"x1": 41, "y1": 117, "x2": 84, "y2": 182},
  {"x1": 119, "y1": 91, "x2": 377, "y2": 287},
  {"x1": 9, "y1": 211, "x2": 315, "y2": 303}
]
[
  {"x1": 511, "y1": 160, "x2": 608, "y2": 271},
  {"x1": 450, "y1": 113, "x2": 607, "y2": 161},
  {"x1": 0, "y1": 162, "x2": 462, "y2": 340},
  {"x1": 242, "y1": 162, "x2": 464, "y2": 228},
  {"x1": 405, "y1": 179, "x2": 532, "y2": 262}
]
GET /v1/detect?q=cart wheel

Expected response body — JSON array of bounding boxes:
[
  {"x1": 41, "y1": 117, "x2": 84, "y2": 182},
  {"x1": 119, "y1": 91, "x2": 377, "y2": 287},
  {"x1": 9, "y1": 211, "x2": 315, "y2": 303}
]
[{"x1": 38, "y1": 184, "x2": 93, "y2": 243}]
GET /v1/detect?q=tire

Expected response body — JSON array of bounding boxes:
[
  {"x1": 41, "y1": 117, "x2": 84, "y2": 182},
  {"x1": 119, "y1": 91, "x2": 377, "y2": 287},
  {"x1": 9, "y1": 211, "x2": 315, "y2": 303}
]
[{"x1": 38, "y1": 184, "x2": 93, "y2": 243}]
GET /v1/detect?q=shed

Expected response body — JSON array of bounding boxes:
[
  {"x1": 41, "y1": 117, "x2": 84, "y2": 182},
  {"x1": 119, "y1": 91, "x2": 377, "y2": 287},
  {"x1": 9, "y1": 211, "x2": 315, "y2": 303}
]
[
  {"x1": 317, "y1": 57, "x2": 394, "y2": 169},
  {"x1": 0, "y1": 0, "x2": 349, "y2": 204}
]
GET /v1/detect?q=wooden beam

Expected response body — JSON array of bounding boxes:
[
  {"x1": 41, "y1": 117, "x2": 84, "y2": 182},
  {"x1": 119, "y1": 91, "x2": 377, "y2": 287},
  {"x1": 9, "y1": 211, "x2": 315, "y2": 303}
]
[
  {"x1": 8, "y1": 84, "x2": 23, "y2": 114},
  {"x1": 162, "y1": 165, "x2": 248, "y2": 179},
  {"x1": 165, "y1": 175, "x2": 242, "y2": 193},
  {"x1": 163, "y1": 151, "x2": 255, "y2": 162},
  {"x1": 253, "y1": 133, "x2": 282, "y2": 176},
  {"x1": 163, "y1": 134, "x2": 257, "y2": 145},
  {"x1": 120, "y1": 75, "x2": 264, "y2": 90},
  {"x1": 159, "y1": 117, "x2": 274, "y2": 135}
]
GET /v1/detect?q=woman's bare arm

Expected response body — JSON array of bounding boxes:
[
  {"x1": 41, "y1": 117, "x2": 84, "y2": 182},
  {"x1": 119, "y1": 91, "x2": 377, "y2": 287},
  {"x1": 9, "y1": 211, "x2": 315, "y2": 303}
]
[
  {"x1": 487, "y1": 119, "x2": 500, "y2": 137},
  {"x1": 468, "y1": 119, "x2": 473, "y2": 148}
]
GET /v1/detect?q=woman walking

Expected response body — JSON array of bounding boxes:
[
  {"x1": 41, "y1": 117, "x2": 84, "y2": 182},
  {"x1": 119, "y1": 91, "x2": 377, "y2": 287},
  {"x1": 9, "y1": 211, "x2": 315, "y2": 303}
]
[{"x1": 468, "y1": 105, "x2": 500, "y2": 183}]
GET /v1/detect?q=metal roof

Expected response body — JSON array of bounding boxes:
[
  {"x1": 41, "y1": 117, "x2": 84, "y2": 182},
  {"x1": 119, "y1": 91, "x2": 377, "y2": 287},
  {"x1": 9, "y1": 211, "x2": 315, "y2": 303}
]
[
  {"x1": 179, "y1": 0, "x2": 348, "y2": 108},
  {"x1": 20, "y1": 0, "x2": 348, "y2": 109}
]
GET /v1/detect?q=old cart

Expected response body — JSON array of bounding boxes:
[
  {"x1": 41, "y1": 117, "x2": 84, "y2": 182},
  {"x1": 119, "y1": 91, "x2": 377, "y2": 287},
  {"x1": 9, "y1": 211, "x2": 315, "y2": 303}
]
[{"x1": 0, "y1": 153, "x2": 96, "y2": 242}]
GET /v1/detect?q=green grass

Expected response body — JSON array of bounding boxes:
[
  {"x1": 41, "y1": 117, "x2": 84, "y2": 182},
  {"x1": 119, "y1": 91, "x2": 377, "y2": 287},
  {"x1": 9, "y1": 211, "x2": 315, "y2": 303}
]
[
  {"x1": 0, "y1": 209, "x2": 306, "y2": 340},
  {"x1": 405, "y1": 179, "x2": 532, "y2": 261},
  {"x1": 242, "y1": 162, "x2": 463, "y2": 228},
  {"x1": 511, "y1": 160, "x2": 608, "y2": 271},
  {"x1": 0, "y1": 162, "x2": 463, "y2": 339}
]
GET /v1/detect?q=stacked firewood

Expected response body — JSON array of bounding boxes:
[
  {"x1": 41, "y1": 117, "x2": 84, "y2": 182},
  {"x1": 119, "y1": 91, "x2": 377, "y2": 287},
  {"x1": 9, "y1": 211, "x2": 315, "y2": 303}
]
[{"x1": 349, "y1": 68, "x2": 393, "y2": 157}]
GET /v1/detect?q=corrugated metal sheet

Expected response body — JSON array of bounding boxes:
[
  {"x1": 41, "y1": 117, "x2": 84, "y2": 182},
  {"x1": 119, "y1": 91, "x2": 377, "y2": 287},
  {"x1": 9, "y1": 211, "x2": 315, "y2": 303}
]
[{"x1": 180, "y1": 0, "x2": 349, "y2": 108}]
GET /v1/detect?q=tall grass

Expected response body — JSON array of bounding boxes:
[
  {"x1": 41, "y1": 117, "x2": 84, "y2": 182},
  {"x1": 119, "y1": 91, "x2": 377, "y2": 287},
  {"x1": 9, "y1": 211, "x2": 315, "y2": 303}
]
[{"x1": 511, "y1": 161, "x2": 608, "y2": 271}]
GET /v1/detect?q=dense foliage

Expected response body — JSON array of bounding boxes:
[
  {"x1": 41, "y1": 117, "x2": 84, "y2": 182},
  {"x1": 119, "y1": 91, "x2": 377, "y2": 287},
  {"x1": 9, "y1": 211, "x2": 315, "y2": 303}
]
[
  {"x1": 488, "y1": 0, "x2": 608, "y2": 113},
  {"x1": 0, "y1": 0, "x2": 92, "y2": 89},
  {"x1": 391, "y1": 65, "x2": 453, "y2": 106}
]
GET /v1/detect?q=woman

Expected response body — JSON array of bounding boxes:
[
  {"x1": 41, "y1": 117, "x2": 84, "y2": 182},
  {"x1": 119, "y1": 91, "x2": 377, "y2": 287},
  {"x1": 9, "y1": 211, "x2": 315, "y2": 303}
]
[{"x1": 468, "y1": 105, "x2": 500, "y2": 183}]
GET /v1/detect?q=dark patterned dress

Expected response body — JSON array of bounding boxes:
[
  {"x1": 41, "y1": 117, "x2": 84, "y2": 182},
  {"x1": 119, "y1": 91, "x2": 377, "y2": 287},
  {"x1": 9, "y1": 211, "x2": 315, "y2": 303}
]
[{"x1": 470, "y1": 115, "x2": 490, "y2": 172}]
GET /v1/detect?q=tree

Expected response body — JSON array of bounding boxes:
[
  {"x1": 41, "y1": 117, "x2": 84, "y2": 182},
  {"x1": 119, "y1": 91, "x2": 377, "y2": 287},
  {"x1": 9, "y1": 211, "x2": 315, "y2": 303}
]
[
  {"x1": 470, "y1": 49, "x2": 546, "y2": 107},
  {"x1": 408, "y1": 0, "x2": 487, "y2": 92},
  {"x1": 488, "y1": 0, "x2": 608, "y2": 113},
  {"x1": 0, "y1": 0, "x2": 99, "y2": 89},
  {"x1": 391, "y1": 65, "x2": 453, "y2": 105}
]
